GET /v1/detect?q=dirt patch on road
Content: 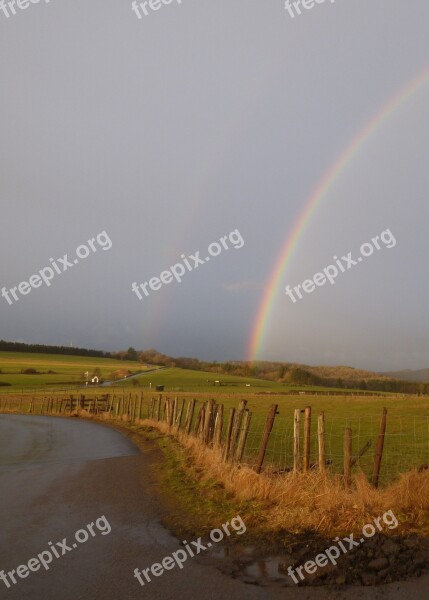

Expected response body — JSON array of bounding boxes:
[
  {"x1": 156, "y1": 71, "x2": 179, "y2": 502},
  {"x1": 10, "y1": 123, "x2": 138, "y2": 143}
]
[{"x1": 204, "y1": 532, "x2": 429, "y2": 588}]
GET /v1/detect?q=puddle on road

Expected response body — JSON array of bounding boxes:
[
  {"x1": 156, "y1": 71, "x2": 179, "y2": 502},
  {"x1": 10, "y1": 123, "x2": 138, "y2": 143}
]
[
  {"x1": 244, "y1": 556, "x2": 291, "y2": 581},
  {"x1": 201, "y1": 543, "x2": 296, "y2": 587}
]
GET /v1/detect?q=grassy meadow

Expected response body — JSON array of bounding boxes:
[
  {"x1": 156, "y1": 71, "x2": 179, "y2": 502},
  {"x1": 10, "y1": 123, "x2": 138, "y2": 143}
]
[
  {"x1": 0, "y1": 352, "x2": 349, "y2": 393},
  {"x1": 0, "y1": 351, "x2": 154, "y2": 389},
  {"x1": 0, "y1": 351, "x2": 427, "y2": 484},
  {"x1": 140, "y1": 390, "x2": 429, "y2": 484}
]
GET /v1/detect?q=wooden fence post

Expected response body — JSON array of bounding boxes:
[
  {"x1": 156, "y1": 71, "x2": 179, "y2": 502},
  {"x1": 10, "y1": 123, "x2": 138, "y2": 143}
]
[
  {"x1": 223, "y1": 408, "x2": 236, "y2": 462},
  {"x1": 165, "y1": 399, "x2": 170, "y2": 426},
  {"x1": 293, "y1": 409, "x2": 301, "y2": 473},
  {"x1": 230, "y1": 400, "x2": 247, "y2": 456},
  {"x1": 303, "y1": 406, "x2": 311, "y2": 473},
  {"x1": 255, "y1": 404, "x2": 278, "y2": 474},
  {"x1": 213, "y1": 404, "x2": 224, "y2": 448},
  {"x1": 176, "y1": 399, "x2": 185, "y2": 430},
  {"x1": 372, "y1": 408, "x2": 387, "y2": 488},
  {"x1": 318, "y1": 412, "x2": 326, "y2": 473},
  {"x1": 194, "y1": 403, "x2": 204, "y2": 436},
  {"x1": 235, "y1": 410, "x2": 252, "y2": 462},
  {"x1": 172, "y1": 397, "x2": 178, "y2": 427},
  {"x1": 185, "y1": 399, "x2": 196, "y2": 434},
  {"x1": 344, "y1": 426, "x2": 352, "y2": 489},
  {"x1": 198, "y1": 403, "x2": 207, "y2": 439},
  {"x1": 184, "y1": 399, "x2": 191, "y2": 430},
  {"x1": 203, "y1": 399, "x2": 215, "y2": 445}
]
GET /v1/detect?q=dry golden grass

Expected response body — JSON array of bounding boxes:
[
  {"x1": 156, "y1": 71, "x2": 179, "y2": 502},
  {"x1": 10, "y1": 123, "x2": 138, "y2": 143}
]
[
  {"x1": 141, "y1": 419, "x2": 429, "y2": 538},
  {"x1": 2, "y1": 405, "x2": 428, "y2": 538}
]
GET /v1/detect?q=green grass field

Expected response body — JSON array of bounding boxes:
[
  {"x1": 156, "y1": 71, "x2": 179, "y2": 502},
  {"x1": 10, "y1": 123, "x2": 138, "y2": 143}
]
[
  {"x1": 0, "y1": 351, "x2": 354, "y2": 393},
  {"x1": 0, "y1": 352, "x2": 427, "y2": 484},
  {"x1": 140, "y1": 390, "x2": 429, "y2": 483},
  {"x1": 120, "y1": 366, "x2": 306, "y2": 392},
  {"x1": 118, "y1": 366, "x2": 373, "y2": 394},
  {"x1": 0, "y1": 351, "x2": 155, "y2": 389}
]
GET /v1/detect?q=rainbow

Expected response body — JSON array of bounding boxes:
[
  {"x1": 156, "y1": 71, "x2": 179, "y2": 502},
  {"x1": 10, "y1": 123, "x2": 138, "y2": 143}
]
[{"x1": 248, "y1": 66, "x2": 429, "y2": 361}]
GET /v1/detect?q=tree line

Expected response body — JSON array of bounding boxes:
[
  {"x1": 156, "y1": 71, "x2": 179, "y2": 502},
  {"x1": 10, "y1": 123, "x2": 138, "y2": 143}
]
[
  {"x1": 0, "y1": 340, "x2": 112, "y2": 359},
  {"x1": 1, "y1": 340, "x2": 426, "y2": 395}
]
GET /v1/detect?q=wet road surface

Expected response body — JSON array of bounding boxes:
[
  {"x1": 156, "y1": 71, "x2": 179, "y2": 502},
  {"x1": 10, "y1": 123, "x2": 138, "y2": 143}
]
[{"x1": 0, "y1": 414, "x2": 427, "y2": 600}]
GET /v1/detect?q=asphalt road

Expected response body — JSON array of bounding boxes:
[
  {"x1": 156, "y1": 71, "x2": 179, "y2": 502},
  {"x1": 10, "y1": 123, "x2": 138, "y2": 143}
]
[{"x1": 0, "y1": 414, "x2": 428, "y2": 600}]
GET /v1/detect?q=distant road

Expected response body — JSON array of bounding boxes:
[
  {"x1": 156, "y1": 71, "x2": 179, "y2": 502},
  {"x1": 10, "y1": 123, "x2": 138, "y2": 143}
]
[
  {"x1": 0, "y1": 415, "x2": 427, "y2": 600},
  {"x1": 100, "y1": 366, "x2": 166, "y2": 386}
]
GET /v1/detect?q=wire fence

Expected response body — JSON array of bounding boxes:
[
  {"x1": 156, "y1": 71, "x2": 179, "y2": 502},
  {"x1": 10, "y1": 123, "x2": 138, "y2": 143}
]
[
  {"x1": 242, "y1": 412, "x2": 429, "y2": 485},
  {"x1": 0, "y1": 393, "x2": 428, "y2": 487}
]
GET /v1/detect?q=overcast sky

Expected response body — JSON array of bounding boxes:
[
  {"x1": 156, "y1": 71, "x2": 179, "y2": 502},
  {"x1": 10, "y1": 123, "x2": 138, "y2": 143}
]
[{"x1": 1, "y1": 0, "x2": 428, "y2": 371}]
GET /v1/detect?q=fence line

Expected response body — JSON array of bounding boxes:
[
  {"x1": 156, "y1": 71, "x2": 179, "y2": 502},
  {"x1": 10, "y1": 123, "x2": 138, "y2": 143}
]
[{"x1": 0, "y1": 393, "x2": 428, "y2": 486}]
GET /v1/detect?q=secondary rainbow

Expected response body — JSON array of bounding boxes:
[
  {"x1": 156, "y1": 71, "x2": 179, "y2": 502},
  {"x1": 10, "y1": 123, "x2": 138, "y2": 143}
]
[{"x1": 248, "y1": 66, "x2": 429, "y2": 361}]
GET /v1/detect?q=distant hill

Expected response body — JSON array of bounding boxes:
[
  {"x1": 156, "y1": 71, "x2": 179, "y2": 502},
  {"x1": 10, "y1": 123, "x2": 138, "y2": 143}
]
[
  {"x1": 293, "y1": 364, "x2": 390, "y2": 382},
  {"x1": 380, "y1": 368, "x2": 429, "y2": 383},
  {"x1": 1, "y1": 340, "x2": 427, "y2": 393}
]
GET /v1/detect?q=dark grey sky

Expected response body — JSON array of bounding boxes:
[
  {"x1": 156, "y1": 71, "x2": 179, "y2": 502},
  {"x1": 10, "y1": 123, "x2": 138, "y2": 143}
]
[{"x1": 1, "y1": 0, "x2": 428, "y2": 370}]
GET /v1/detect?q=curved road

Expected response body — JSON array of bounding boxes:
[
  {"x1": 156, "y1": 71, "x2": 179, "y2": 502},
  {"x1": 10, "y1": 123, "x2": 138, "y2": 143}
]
[
  {"x1": 0, "y1": 415, "x2": 427, "y2": 600},
  {"x1": 100, "y1": 366, "x2": 166, "y2": 386}
]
